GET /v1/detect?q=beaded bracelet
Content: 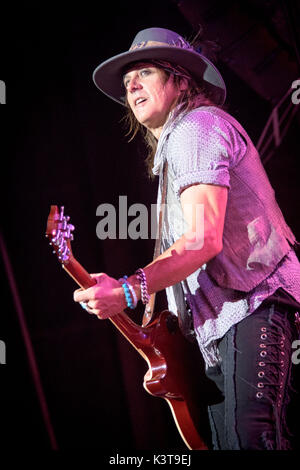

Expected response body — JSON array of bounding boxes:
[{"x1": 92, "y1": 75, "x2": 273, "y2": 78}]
[
  {"x1": 118, "y1": 275, "x2": 137, "y2": 309},
  {"x1": 135, "y1": 268, "x2": 150, "y2": 305}
]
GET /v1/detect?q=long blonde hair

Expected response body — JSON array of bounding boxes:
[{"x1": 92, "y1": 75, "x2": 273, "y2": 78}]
[{"x1": 122, "y1": 60, "x2": 221, "y2": 178}]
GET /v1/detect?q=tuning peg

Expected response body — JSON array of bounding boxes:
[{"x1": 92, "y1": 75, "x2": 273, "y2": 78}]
[
  {"x1": 66, "y1": 224, "x2": 75, "y2": 239},
  {"x1": 52, "y1": 229, "x2": 62, "y2": 245},
  {"x1": 58, "y1": 245, "x2": 70, "y2": 262},
  {"x1": 59, "y1": 206, "x2": 65, "y2": 221}
]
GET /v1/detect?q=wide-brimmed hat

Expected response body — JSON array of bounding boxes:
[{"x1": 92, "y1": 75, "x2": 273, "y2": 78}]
[{"x1": 93, "y1": 27, "x2": 226, "y2": 106}]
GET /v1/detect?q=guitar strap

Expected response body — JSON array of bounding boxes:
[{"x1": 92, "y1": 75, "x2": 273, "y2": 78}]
[{"x1": 142, "y1": 161, "x2": 168, "y2": 327}]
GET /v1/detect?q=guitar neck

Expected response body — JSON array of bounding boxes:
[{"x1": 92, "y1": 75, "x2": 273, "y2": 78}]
[{"x1": 64, "y1": 256, "x2": 150, "y2": 351}]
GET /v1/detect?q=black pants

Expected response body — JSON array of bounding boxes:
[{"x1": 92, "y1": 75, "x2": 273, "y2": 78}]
[{"x1": 205, "y1": 298, "x2": 299, "y2": 450}]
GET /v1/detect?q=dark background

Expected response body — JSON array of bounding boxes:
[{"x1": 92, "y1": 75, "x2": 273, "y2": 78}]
[{"x1": 0, "y1": 0, "x2": 300, "y2": 455}]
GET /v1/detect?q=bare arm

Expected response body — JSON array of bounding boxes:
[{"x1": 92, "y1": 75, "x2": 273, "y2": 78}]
[
  {"x1": 74, "y1": 183, "x2": 228, "y2": 317},
  {"x1": 128, "y1": 183, "x2": 228, "y2": 297}
]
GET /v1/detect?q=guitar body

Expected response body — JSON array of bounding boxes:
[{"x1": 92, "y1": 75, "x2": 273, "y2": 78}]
[
  {"x1": 140, "y1": 311, "x2": 209, "y2": 450},
  {"x1": 46, "y1": 205, "x2": 209, "y2": 450}
]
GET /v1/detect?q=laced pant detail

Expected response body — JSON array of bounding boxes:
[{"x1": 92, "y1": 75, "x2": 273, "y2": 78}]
[{"x1": 205, "y1": 301, "x2": 299, "y2": 450}]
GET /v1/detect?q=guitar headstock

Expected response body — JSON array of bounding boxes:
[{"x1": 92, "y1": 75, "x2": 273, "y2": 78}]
[{"x1": 45, "y1": 205, "x2": 75, "y2": 266}]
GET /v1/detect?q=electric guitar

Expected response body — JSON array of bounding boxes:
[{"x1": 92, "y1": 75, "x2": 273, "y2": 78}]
[{"x1": 45, "y1": 205, "x2": 209, "y2": 450}]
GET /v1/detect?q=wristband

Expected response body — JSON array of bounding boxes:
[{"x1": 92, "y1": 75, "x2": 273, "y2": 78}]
[
  {"x1": 118, "y1": 275, "x2": 137, "y2": 309},
  {"x1": 135, "y1": 268, "x2": 150, "y2": 305}
]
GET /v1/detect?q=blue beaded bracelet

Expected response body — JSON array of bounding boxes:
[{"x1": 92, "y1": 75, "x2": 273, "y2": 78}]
[{"x1": 118, "y1": 275, "x2": 137, "y2": 309}]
